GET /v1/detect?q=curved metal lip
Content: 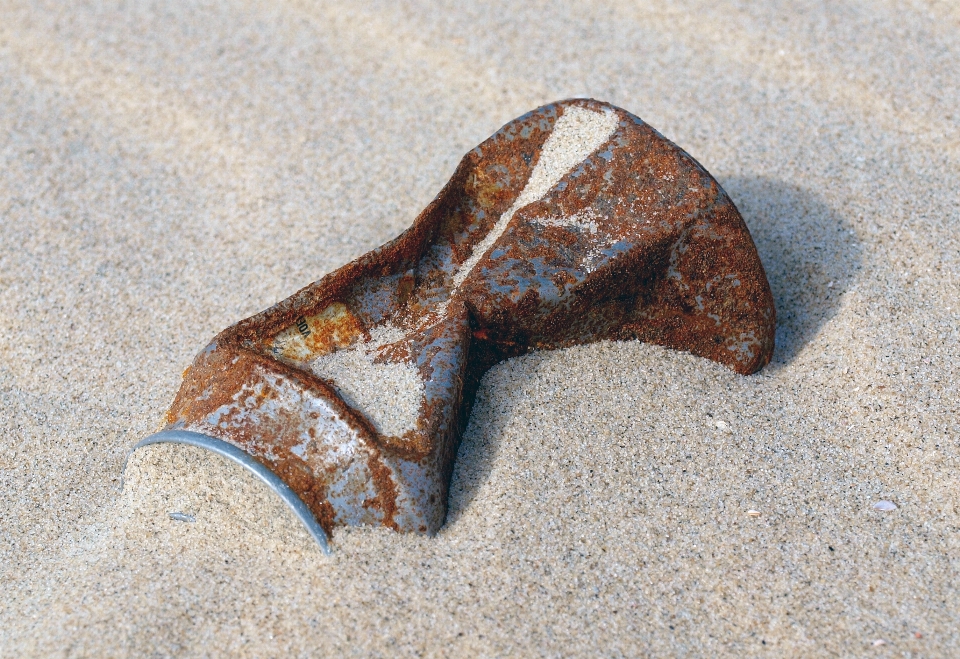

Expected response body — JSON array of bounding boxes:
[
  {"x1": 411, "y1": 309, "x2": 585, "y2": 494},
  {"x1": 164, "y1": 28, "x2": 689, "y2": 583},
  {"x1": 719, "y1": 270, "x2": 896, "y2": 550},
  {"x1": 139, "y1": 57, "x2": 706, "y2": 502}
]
[{"x1": 126, "y1": 429, "x2": 332, "y2": 555}]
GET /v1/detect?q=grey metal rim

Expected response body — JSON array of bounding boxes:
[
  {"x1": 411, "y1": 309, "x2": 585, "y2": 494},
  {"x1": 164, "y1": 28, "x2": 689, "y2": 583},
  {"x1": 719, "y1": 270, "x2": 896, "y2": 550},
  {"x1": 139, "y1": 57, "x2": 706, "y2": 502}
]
[{"x1": 127, "y1": 430, "x2": 332, "y2": 555}]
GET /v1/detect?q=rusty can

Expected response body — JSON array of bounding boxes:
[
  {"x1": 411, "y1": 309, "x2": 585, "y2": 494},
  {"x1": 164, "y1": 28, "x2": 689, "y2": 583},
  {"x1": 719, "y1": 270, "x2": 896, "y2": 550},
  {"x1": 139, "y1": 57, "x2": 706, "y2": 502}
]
[{"x1": 132, "y1": 99, "x2": 775, "y2": 550}]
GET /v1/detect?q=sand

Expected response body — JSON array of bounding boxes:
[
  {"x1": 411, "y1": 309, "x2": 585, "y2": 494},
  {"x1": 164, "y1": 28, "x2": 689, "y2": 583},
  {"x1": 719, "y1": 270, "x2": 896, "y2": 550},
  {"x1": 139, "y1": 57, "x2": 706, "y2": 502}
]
[
  {"x1": 1, "y1": 0, "x2": 958, "y2": 656},
  {"x1": 310, "y1": 322, "x2": 424, "y2": 438}
]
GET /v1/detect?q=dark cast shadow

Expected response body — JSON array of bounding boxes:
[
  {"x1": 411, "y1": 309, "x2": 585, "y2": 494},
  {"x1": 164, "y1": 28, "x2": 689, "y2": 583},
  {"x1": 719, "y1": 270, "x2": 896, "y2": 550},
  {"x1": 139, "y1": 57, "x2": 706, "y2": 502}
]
[
  {"x1": 719, "y1": 176, "x2": 863, "y2": 368},
  {"x1": 444, "y1": 176, "x2": 862, "y2": 528}
]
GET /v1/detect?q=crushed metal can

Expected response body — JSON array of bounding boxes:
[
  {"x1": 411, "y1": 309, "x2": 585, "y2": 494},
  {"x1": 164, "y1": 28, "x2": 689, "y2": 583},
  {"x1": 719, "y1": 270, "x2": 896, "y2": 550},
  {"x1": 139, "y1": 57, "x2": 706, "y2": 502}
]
[{"x1": 132, "y1": 99, "x2": 775, "y2": 552}]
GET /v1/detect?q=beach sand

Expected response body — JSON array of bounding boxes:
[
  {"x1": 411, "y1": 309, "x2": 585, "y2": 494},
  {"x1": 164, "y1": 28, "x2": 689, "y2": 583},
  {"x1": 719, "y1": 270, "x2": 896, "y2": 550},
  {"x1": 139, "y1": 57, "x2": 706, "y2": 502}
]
[{"x1": 1, "y1": 0, "x2": 959, "y2": 655}]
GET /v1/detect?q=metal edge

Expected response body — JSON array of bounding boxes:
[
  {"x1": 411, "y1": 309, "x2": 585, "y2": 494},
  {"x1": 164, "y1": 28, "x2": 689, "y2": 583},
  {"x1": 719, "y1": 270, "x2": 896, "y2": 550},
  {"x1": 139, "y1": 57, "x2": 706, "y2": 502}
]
[{"x1": 125, "y1": 429, "x2": 332, "y2": 555}]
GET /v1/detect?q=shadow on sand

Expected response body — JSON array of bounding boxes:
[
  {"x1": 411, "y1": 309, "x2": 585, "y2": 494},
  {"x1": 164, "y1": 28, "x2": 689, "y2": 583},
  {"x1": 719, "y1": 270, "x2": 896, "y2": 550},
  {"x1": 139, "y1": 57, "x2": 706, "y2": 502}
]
[{"x1": 721, "y1": 176, "x2": 862, "y2": 368}]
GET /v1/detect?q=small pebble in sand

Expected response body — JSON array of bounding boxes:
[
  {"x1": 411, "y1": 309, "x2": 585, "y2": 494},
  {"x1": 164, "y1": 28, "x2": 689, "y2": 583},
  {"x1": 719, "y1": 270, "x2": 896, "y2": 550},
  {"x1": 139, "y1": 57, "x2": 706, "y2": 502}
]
[
  {"x1": 873, "y1": 500, "x2": 897, "y2": 512},
  {"x1": 169, "y1": 512, "x2": 196, "y2": 522},
  {"x1": 747, "y1": 510, "x2": 761, "y2": 517},
  {"x1": 715, "y1": 420, "x2": 728, "y2": 430}
]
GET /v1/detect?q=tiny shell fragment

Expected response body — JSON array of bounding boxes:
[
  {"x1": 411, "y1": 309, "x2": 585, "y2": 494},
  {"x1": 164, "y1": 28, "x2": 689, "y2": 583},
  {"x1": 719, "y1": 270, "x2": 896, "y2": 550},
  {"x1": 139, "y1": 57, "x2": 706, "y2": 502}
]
[
  {"x1": 873, "y1": 500, "x2": 897, "y2": 512},
  {"x1": 169, "y1": 512, "x2": 196, "y2": 523},
  {"x1": 747, "y1": 509, "x2": 762, "y2": 517}
]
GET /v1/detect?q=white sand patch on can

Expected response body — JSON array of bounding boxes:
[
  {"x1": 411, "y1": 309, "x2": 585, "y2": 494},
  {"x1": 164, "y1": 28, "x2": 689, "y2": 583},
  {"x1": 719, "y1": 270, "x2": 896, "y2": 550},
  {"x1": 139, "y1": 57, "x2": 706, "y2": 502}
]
[
  {"x1": 451, "y1": 105, "x2": 619, "y2": 289},
  {"x1": 530, "y1": 208, "x2": 601, "y2": 234},
  {"x1": 309, "y1": 323, "x2": 423, "y2": 437}
]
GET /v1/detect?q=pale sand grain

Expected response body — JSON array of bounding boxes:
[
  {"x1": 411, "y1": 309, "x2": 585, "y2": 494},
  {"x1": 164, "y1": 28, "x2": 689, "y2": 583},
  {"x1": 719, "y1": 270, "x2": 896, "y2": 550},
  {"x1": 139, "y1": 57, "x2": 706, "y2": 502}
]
[{"x1": 1, "y1": 1, "x2": 959, "y2": 656}]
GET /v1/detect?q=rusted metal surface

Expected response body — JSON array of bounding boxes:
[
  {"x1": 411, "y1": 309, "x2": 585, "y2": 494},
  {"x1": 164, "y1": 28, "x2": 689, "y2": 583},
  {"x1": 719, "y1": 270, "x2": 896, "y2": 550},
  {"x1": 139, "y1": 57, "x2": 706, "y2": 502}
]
[{"x1": 158, "y1": 99, "x2": 775, "y2": 539}]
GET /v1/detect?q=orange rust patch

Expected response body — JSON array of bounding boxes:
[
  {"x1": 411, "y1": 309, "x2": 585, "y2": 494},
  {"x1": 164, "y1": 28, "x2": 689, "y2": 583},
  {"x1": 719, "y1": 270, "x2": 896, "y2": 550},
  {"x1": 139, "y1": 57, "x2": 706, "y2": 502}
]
[
  {"x1": 362, "y1": 449, "x2": 400, "y2": 531},
  {"x1": 268, "y1": 302, "x2": 364, "y2": 362}
]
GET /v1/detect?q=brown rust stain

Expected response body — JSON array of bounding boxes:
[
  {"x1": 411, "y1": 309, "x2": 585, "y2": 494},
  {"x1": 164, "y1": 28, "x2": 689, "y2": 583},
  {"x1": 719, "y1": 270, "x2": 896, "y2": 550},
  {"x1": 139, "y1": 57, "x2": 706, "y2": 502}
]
[{"x1": 362, "y1": 449, "x2": 400, "y2": 531}]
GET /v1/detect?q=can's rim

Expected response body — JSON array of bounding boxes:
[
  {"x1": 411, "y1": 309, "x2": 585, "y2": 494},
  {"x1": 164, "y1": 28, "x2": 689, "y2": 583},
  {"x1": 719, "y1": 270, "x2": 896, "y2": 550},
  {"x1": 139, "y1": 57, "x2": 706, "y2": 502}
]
[{"x1": 125, "y1": 429, "x2": 332, "y2": 555}]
